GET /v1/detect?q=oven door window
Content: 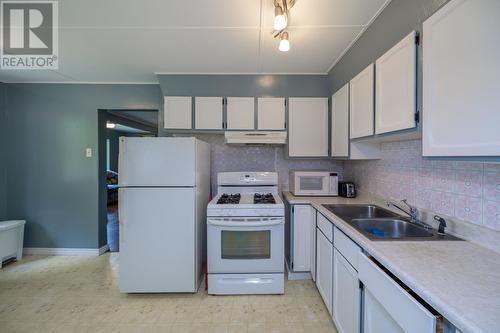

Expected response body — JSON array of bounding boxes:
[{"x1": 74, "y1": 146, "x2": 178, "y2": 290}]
[
  {"x1": 300, "y1": 176, "x2": 324, "y2": 191},
  {"x1": 221, "y1": 230, "x2": 271, "y2": 259}
]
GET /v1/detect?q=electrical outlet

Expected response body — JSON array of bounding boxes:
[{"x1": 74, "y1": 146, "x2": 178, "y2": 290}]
[{"x1": 86, "y1": 148, "x2": 92, "y2": 158}]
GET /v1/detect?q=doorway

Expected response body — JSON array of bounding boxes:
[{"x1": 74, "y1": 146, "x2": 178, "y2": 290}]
[{"x1": 98, "y1": 109, "x2": 158, "y2": 253}]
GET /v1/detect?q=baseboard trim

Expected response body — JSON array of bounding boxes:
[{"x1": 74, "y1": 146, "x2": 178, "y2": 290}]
[
  {"x1": 24, "y1": 245, "x2": 110, "y2": 256},
  {"x1": 285, "y1": 261, "x2": 312, "y2": 281}
]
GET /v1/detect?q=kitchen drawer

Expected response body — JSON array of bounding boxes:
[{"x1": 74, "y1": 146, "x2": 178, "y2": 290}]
[
  {"x1": 334, "y1": 227, "x2": 361, "y2": 270},
  {"x1": 358, "y1": 254, "x2": 441, "y2": 333},
  {"x1": 317, "y1": 213, "x2": 333, "y2": 242}
]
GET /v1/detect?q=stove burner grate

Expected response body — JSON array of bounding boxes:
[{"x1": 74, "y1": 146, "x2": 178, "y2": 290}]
[
  {"x1": 217, "y1": 193, "x2": 241, "y2": 204},
  {"x1": 254, "y1": 193, "x2": 276, "y2": 204}
]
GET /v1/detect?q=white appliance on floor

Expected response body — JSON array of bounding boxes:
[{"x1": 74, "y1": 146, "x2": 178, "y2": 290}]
[
  {"x1": 207, "y1": 172, "x2": 285, "y2": 295},
  {"x1": 118, "y1": 137, "x2": 210, "y2": 293}
]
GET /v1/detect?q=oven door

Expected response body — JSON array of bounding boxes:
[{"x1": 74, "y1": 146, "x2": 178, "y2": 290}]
[
  {"x1": 294, "y1": 172, "x2": 330, "y2": 196},
  {"x1": 207, "y1": 217, "x2": 284, "y2": 274}
]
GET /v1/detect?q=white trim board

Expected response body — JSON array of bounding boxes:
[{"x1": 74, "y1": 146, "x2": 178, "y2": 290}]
[
  {"x1": 24, "y1": 245, "x2": 110, "y2": 256},
  {"x1": 326, "y1": 0, "x2": 393, "y2": 73}
]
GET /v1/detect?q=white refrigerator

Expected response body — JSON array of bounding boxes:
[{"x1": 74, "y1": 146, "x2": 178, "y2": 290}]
[{"x1": 118, "y1": 137, "x2": 210, "y2": 293}]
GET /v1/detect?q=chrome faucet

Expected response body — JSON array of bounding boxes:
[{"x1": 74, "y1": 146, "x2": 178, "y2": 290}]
[{"x1": 386, "y1": 199, "x2": 432, "y2": 229}]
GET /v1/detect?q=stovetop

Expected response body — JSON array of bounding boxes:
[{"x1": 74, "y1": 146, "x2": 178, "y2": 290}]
[
  {"x1": 207, "y1": 192, "x2": 284, "y2": 217},
  {"x1": 213, "y1": 193, "x2": 280, "y2": 205}
]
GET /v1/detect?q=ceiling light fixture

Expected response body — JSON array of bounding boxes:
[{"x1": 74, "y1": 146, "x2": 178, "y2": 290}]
[
  {"x1": 279, "y1": 32, "x2": 290, "y2": 52},
  {"x1": 273, "y1": 0, "x2": 294, "y2": 52},
  {"x1": 273, "y1": 6, "x2": 287, "y2": 31},
  {"x1": 106, "y1": 122, "x2": 116, "y2": 129}
]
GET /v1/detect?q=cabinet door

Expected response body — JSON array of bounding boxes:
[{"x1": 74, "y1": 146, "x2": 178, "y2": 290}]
[
  {"x1": 358, "y1": 254, "x2": 437, "y2": 333},
  {"x1": 350, "y1": 64, "x2": 374, "y2": 139},
  {"x1": 422, "y1": 0, "x2": 500, "y2": 156},
  {"x1": 316, "y1": 229, "x2": 333, "y2": 315},
  {"x1": 333, "y1": 249, "x2": 360, "y2": 333},
  {"x1": 288, "y1": 97, "x2": 329, "y2": 157},
  {"x1": 364, "y1": 289, "x2": 404, "y2": 333},
  {"x1": 331, "y1": 84, "x2": 350, "y2": 157},
  {"x1": 195, "y1": 97, "x2": 223, "y2": 130},
  {"x1": 226, "y1": 97, "x2": 255, "y2": 130},
  {"x1": 292, "y1": 205, "x2": 312, "y2": 272},
  {"x1": 164, "y1": 96, "x2": 192, "y2": 129},
  {"x1": 257, "y1": 97, "x2": 286, "y2": 130},
  {"x1": 310, "y1": 209, "x2": 317, "y2": 282},
  {"x1": 376, "y1": 31, "x2": 416, "y2": 134}
]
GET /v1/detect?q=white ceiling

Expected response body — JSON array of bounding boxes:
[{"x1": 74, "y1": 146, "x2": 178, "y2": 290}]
[{"x1": 0, "y1": 0, "x2": 390, "y2": 83}]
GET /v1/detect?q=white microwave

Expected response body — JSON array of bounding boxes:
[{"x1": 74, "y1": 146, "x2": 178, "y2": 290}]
[{"x1": 289, "y1": 171, "x2": 339, "y2": 196}]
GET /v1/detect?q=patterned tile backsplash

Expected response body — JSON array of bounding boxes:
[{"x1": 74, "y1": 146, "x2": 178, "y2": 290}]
[
  {"x1": 173, "y1": 134, "x2": 344, "y2": 194},
  {"x1": 344, "y1": 140, "x2": 500, "y2": 231}
]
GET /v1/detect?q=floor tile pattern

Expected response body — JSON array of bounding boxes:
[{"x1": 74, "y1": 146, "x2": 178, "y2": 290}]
[{"x1": 0, "y1": 255, "x2": 338, "y2": 333}]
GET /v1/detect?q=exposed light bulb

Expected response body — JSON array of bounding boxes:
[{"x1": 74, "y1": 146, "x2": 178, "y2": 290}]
[
  {"x1": 106, "y1": 122, "x2": 116, "y2": 129},
  {"x1": 279, "y1": 32, "x2": 290, "y2": 52},
  {"x1": 273, "y1": 6, "x2": 287, "y2": 31}
]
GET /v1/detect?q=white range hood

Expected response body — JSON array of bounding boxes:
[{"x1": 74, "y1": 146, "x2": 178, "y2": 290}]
[{"x1": 224, "y1": 131, "x2": 287, "y2": 145}]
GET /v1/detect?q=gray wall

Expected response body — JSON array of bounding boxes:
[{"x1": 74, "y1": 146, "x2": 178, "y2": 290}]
[
  {"x1": 158, "y1": 74, "x2": 330, "y2": 98},
  {"x1": 328, "y1": 0, "x2": 449, "y2": 93},
  {"x1": 0, "y1": 83, "x2": 6, "y2": 220},
  {"x1": 5, "y1": 84, "x2": 161, "y2": 248}
]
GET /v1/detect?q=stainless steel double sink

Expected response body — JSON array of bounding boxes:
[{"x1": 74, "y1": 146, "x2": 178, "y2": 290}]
[{"x1": 323, "y1": 204, "x2": 462, "y2": 241}]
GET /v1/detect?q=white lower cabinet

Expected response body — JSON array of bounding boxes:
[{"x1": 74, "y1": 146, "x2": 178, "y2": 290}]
[
  {"x1": 364, "y1": 288, "x2": 404, "y2": 333},
  {"x1": 310, "y1": 209, "x2": 317, "y2": 282},
  {"x1": 316, "y1": 227, "x2": 333, "y2": 315},
  {"x1": 358, "y1": 253, "x2": 440, "y2": 333},
  {"x1": 291, "y1": 205, "x2": 314, "y2": 272},
  {"x1": 333, "y1": 248, "x2": 360, "y2": 333}
]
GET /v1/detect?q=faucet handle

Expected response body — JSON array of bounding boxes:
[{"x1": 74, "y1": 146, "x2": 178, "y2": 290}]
[{"x1": 434, "y1": 215, "x2": 447, "y2": 234}]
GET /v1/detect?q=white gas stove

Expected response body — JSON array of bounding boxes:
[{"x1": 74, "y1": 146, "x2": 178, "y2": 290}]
[{"x1": 207, "y1": 172, "x2": 285, "y2": 295}]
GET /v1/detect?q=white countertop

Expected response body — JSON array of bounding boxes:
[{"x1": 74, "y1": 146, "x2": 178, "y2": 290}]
[{"x1": 283, "y1": 192, "x2": 500, "y2": 333}]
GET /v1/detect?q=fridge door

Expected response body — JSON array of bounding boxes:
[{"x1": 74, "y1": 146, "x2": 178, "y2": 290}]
[
  {"x1": 119, "y1": 137, "x2": 197, "y2": 187},
  {"x1": 119, "y1": 187, "x2": 197, "y2": 293}
]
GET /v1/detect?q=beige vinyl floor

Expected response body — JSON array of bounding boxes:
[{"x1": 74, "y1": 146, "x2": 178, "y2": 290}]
[{"x1": 0, "y1": 253, "x2": 338, "y2": 333}]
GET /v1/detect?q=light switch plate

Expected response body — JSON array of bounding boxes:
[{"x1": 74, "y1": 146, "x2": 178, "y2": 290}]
[{"x1": 86, "y1": 148, "x2": 92, "y2": 157}]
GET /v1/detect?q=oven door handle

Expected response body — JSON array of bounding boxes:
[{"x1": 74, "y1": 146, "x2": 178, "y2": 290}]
[{"x1": 207, "y1": 218, "x2": 284, "y2": 227}]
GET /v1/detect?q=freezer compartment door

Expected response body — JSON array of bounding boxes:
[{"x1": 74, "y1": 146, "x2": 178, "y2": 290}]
[
  {"x1": 119, "y1": 137, "x2": 197, "y2": 187},
  {"x1": 119, "y1": 187, "x2": 197, "y2": 293}
]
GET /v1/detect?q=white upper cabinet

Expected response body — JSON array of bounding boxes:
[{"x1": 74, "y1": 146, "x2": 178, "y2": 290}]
[
  {"x1": 288, "y1": 97, "x2": 329, "y2": 157},
  {"x1": 350, "y1": 64, "x2": 375, "y2": 139},
  {"x1": 194, "y1": 97, "x2": 223, "y2": 130},
  {"x1": 423, "y1": 0, "x2": 500, "y2": 156},
  {"x1": 257, "y1": 97, "x2": 286, "y2": 130},
  {"x1": 226, "y1": 97, "x2": 255, "y2": 130},
  {"x1": 375, "y1": 31, "x2": 417, "y2": 135},
  {"x1": 164, "y1": 96, "x2": 192, "y2": 129},
  {"x1": 331, "y1": 83, "x2": 350, "y2": 157}
]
